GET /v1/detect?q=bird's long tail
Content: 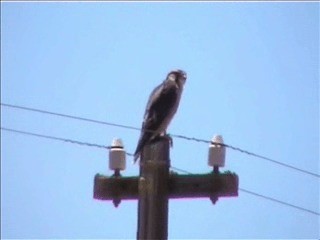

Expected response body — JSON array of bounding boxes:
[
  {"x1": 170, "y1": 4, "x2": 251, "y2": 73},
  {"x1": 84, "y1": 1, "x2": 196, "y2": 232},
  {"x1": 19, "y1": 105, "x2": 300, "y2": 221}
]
[{"x1": 133, "y1": 131, "x2": 153, "y2": 163}]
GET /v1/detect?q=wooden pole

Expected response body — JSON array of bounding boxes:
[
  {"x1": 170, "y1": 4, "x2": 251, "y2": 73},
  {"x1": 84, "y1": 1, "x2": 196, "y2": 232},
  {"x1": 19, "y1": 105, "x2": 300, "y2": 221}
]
[{"x1": 137, "y1": 137, "x2": 170, "y2": 240}]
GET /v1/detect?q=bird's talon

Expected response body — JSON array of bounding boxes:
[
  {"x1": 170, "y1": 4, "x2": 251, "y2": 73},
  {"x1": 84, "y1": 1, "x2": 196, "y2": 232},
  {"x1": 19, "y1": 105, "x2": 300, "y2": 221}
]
[{"x1": 165, "y1": 134, "x2": 173, "y2": 148}]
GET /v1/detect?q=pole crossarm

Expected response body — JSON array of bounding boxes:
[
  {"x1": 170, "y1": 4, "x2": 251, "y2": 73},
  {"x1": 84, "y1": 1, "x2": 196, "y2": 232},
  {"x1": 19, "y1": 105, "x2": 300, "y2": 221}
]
[
  {"x1": 94, "y1": 138, "x2": 239, "y2": 240},
  {"x1": 169, "y1": 172, "x2": 238, "y2": 199},
  {"x1": 93, "y1": 172, "x2": 238, "y2": 203}
]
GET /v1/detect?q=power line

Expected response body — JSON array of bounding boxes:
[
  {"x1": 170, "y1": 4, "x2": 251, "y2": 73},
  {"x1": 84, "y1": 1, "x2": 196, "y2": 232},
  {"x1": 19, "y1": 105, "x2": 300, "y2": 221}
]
[
  {"x1": 239, "y1": 188, "x2": 320, "y2": 216},
  {"x1": 169, "y1": 134, "x2": 320, "y2": 178},
  {"x1": 0, "y1": 103, "x2": 141, "y2": 131},
  {"x1": 1, "y1": 127, "x2": 110, "y2": 149},
  {"x1": 220, "y1": 144, "x2": 320, "y2": 178},
  {"x1": 1, "y1": 102, "x2": 319, "y2": 178},
  {"x1": 170, "y1": 166, "x2": 193, "y2": 175},
  {"x1": 2, "y1": 126, "x2": 319, "y2": 217},
  {"x1": 1, "y1": 127, "x2": 135, "y2": 156}
]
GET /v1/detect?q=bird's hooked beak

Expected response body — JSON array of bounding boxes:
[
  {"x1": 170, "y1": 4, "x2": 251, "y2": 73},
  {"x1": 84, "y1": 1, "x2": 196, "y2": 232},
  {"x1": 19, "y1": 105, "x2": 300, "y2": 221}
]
[
  {"x1": 182, "y1": 71, "x2": 187, "y2": 80},
  {"x1": 179, "y1": 70, "x2": 187, "y2": 85}
]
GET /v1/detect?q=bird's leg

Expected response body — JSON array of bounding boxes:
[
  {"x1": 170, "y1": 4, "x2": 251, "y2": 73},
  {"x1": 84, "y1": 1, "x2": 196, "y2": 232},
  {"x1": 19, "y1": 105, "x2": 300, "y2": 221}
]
[
  {"x1": 153, "y1": 132, "x2": 173, "y2": 147},
  {"x1": 163, "y1": 131, "x2": 173, "y2": 148}
]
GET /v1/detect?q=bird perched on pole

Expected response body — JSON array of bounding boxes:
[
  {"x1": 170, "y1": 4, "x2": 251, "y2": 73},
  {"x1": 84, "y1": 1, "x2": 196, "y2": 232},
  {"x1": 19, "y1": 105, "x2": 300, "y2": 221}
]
[{"x1": 133, "y1": 69, "x2": 187, "y2": 163}]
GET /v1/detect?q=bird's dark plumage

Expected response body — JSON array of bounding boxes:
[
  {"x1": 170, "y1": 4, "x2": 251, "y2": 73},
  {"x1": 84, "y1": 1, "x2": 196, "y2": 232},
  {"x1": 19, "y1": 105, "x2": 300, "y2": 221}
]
[{"x1": 133, "y1": 69, "x2": 187, "y2": 163}]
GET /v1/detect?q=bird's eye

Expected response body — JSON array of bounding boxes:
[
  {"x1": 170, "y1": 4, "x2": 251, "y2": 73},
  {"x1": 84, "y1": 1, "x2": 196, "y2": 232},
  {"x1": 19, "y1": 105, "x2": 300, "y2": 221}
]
[{"x1": 168, "y1": 73, "x2": 176, "y2": 82}]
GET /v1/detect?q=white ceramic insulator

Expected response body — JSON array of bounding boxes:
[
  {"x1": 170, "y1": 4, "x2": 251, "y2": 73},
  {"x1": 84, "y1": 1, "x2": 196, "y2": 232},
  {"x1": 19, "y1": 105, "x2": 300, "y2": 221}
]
[
  {"x1": 109, "y1": 138, "x2": 126, "y2": 171},
  {"x1": 208, "y1": 135, "x2": 225, "y2": 167}
]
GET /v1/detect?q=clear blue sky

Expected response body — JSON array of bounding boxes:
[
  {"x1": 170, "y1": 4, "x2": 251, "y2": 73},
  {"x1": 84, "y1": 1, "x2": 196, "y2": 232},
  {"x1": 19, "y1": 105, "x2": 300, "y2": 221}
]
[{"x1": 1, "y1": 2, "x2": 319, "y2": 239}]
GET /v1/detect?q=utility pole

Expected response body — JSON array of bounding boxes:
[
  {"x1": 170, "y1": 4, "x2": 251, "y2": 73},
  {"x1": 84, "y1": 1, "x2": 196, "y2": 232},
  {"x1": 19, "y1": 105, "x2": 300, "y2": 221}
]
[
  {"x1": 137, "y1": 137, "x2": 170, "y2": 240},
  {"x1": 94, "y1": 136, "x2": 238, "y2": 240}
]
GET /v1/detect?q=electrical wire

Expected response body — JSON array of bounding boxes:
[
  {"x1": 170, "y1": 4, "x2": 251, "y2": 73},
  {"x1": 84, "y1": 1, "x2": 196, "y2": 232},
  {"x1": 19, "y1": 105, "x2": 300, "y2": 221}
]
[
  {"x1": 168, "y1": 134, "x2": 320, "y2": 178},
  {"x1": 0, "y1": 103, "x2": 141, "y2": 131},
  {"x1": 239, "y1": 188, "x2": 320, "y2": 216},
  {"x1": 2, "y1": 126, "x2": 319, "y2": 216},
  {"x1": 220, "y1": 143, "x2": 320, "y2": 178},
  {"x1": 1, "y1": 127, "x2": 135, "y2": 156},
  {"x1": 1, "y1": 102, "x2": 319, "y2": 178},
  {"x1": 170, "y1": 166, "x2": 194, "y2": 175},
  {"x1": 1, "y1": 127, "x2": 110, "y2": 149}
]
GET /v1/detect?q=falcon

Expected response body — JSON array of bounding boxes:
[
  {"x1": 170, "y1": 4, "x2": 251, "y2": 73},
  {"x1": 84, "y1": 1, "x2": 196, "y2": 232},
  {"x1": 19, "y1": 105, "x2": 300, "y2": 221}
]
[{"x1": 133, "y1": 69, "x2": 187, "y2": 163}]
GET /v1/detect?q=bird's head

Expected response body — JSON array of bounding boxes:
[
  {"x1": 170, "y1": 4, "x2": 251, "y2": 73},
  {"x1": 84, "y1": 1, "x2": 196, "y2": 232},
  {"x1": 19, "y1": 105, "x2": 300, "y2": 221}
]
[{"x1": 167, "y1": 69, "x2": 187, "y2": 88}]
